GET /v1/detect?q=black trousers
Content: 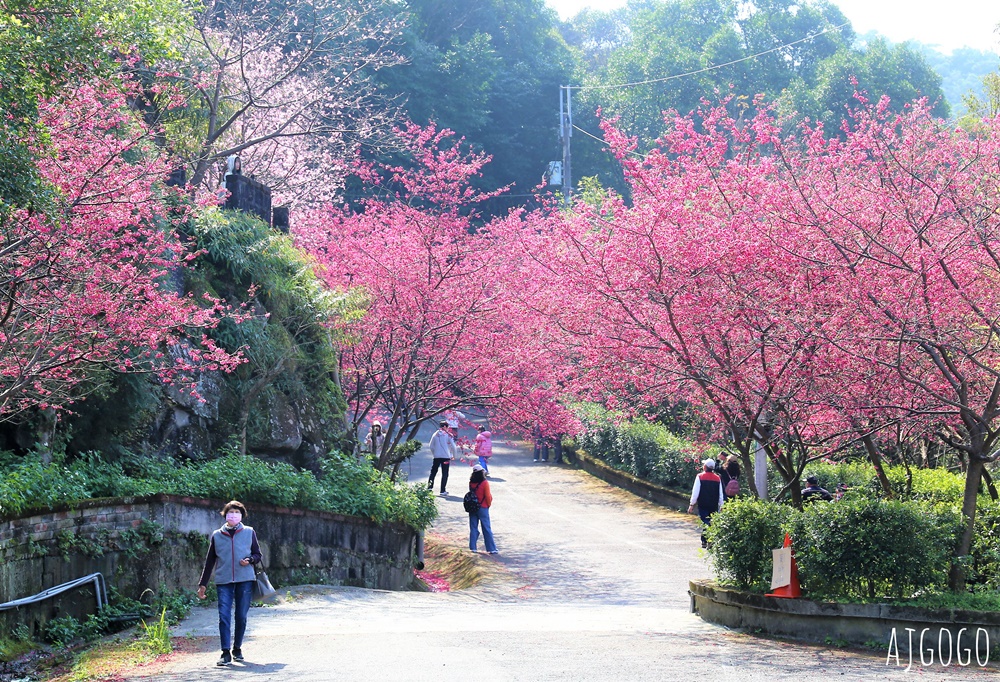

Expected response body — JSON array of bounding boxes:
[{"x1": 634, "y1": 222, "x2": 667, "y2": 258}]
[{"x1": 428, "y1": 458, "x2": 450, "y2": 492}]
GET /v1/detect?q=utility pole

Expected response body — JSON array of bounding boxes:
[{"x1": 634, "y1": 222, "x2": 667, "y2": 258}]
[{"x1": 559, "y1": 85, "x2": 573, "y2": 206}]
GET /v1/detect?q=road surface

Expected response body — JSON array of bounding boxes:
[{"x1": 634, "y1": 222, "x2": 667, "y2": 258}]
[{"x1": 137, "y1": 427, "x2": 992, "y2": 680}]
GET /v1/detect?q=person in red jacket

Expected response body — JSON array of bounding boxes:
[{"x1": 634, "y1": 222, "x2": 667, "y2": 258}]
[
  {"x1": 468, "y1": 465, "x2": 498, "y2": 554},
  {"x1": 688, "y1": 459, "x2": 725, "y2": 549}
]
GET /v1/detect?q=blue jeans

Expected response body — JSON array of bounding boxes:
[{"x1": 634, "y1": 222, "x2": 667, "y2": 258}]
[
  {"x1": 217, "y1": 580, "x2": 254, "y2": 651},
  {"x1": 469, "y1": 507, "x2": 497, "y2": 553},
  {"x1": 478, "y1": 456, "x2": 490, "y2": 473}
]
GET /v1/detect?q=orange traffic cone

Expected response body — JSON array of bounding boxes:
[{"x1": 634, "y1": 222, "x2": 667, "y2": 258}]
[{"x1": 765, "y1": 533, "x2": 802, "y2": 598}]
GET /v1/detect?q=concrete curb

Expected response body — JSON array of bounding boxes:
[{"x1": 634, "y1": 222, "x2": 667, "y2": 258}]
[
  {"x1": 564, "y1": 448, "x2": 690, "y2": 510},
  {"x1": 689, "y1": 578, "x2": 999, "y2": 656}
]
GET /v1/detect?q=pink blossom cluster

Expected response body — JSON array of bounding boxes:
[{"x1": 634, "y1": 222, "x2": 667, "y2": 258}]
[{"x1": 0, "y1": 78, "x2": 242, "y2": 416}]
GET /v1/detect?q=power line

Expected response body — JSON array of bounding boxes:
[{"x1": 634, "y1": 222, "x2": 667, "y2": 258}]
[
  {"x1": 570, "y1": 21, "x2": 851, "y2": 92},
  {"x1": 573, "y1": 124, "x2": 647, "y2": 158}
]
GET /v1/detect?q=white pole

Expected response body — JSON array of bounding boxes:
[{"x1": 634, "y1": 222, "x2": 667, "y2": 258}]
[{"x1": 754, "y1": 437, "x2": 768, "y2": 500}]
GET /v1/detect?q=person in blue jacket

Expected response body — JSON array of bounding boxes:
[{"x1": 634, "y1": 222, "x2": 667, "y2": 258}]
[{"x1": 197, "y1": 500, "x2": 263, "y2": 666}]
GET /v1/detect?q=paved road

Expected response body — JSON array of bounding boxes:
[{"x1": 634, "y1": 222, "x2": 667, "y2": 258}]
[{"x1": 137, "y1": 428, "x2": 993, "y2": 680}]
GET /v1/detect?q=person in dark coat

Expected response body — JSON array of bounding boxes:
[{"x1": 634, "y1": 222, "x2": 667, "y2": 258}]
[{"x1": 802, "y1": 475, "x2": 834, "y2": 503}]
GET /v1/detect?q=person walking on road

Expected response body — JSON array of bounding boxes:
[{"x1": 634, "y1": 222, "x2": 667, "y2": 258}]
[
  {"x1": 688, "y1": 459, "x2": 724, "y2": 549},
  {"x1": 197, "y1": 500, "x2": 263, "y2": 667},
  {"x1": 474, "y1": 424, "x2": 493, "y2": 475},
  {"x1": 468, "y1": 464, "x2": 498, "y2": 554},
  {"x1": 719, "y1": 454, "x2": 741, "y2": 499},
  {"x1": 428, "y1": 420, "x2": 456, "y2": 495}
]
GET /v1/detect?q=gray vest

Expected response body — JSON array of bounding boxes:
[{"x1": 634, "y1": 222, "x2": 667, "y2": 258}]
[{"x1": 211, "y1": 524, "x2": 256, "y2": 585}]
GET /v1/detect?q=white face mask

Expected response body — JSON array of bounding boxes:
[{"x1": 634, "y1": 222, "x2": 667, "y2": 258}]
[{"x1": 225, "y1": 512, "x2": 242, "y2": 526}]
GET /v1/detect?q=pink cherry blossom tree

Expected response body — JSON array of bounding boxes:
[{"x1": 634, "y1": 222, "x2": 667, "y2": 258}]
[
  {"x1": 511, "y1": 94, "x2": 1000, "y2": 588},
  {"x1": 296, "y1": 124, "x2": 515, "y2": 472},
  {"x1": 0, "y1": 78, "x2": 241, "y2": 419},
  {"x1": 158, "y1": 0, "x2": 402, "y2": 209}
]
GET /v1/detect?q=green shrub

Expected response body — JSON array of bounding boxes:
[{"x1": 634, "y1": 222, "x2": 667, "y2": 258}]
[
  {"x1": 706, "y1": 498, "x2": 794, "y2": 592},
  {"x1": 43, "y1": 615, "x2": 82, "y2": 647},
  {"x1": 791, "y1": 497, "x2": 959, "y2": 600},
  {"x1": 574, "y1": 403, "x2": 711, "y2": 489},
  {"x1": 801, "y1": 461, "x2": 968, "y2": 505},
  {"x1": 970, "y1": 498, "x2": 1000, "y2": 590},
  {"x1": 0, "y1": 449, "x2": 438, "y2": 530}
]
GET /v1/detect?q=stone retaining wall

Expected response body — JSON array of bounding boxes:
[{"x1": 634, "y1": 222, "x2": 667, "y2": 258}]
[
  {"x1": 0, "y1": 495, "x2": 419, "y2": 636},
  {"x1": 565, "y1": 449, "x2": 690, "y2": 509},
  {"x1": 690, "y1": 579, "x2": 1000, "y2": 659}
]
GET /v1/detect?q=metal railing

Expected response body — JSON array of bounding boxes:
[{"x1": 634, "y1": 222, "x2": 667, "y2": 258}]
[{"x1": 0, "y1": 572, "x2": 107, "y2": 612}]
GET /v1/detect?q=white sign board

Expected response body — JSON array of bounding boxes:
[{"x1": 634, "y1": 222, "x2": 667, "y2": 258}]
[{"x1": 771, "y1": 546, "x2": 792, "y2": 589}]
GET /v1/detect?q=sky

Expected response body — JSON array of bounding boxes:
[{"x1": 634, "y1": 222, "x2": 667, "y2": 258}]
[{"x1": 545, "y1": 0, "x2": 1000, "y2": 55}]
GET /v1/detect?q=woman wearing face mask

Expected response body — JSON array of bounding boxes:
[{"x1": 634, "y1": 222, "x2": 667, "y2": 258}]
[{"x1": 197, "y1": 500, "x2": 263, "y2": 666}]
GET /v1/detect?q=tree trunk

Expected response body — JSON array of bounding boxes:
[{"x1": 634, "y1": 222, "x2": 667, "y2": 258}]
[
  {"x1": 861, "y1": 434, "x2": 894, "y2": 498},
  {"x1": 982, "y1": 468, "x2": 999, "y2": 502},
  {"x1": 949, "y1": 458, "x2": 984, "y2": 591}
]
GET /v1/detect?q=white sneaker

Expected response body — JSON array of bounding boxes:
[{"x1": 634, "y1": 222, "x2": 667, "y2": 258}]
[{"x1": 440, "y1": 490, "x2": 449, "y2": 496}]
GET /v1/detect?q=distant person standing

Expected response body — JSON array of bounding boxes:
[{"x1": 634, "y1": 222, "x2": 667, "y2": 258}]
[
  {"x1": 688, "y1": 459, "x2": 724, "y2": 549},
  {"x1": 363, "y1": 420, "x2": 385, "y2": 463},
  {"x1": 427, "y1": 421, "x2": 456, "y2": 495},
  {"x1": 802, "y1": 475, "x2": 834, "y2": 503},
  {"x1": 468, "y1": 465, "x2": 498, "y2": 554},
  {"x1": 532, "y1": 424, "x2": 549, "y2": 462},
  {"x1": 474, "y1": 425, "x2": 493, "y2": 475}
]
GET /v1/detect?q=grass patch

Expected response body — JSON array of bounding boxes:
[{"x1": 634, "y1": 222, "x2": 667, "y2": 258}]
[
  {"x1": 0, "y1": 634, "x2": 33, "y2": 662},
  {"x1": 45, "y1": 637, "x2": 163, "y2": 682},
  {"x1": 883, "y1": 591, "x2": 1000, "y2": 613},
  {"x1": 416, "y1": 534, "x2": 489, "y2": 591}
]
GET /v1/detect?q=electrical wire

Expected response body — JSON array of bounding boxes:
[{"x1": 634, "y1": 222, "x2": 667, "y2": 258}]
[
  {"x1": 569, "y1": 21, "x2": 851, "y2": 92},
  {"x1": 572, "y1": 123, "x2": 649, "y2": 159}
]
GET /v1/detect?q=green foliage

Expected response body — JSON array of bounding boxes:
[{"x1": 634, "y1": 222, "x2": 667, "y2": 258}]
[
  {"x1": 574, "y1": 403, "x2": 714, "y2": 488},
  {"x1": 188, "y1": 208, "x2": 360, "y2": 452},
  {"x1": 970, "y1": 498, "x2": 1000, "y2": 591},
  {"x1": 0, "y1": 0, "x2": 191, "y2": 214},
  {"x1": 791, "y1": 497, "x2": 960, "y2": 600},
  {"x1": 563, "y1": 0, "x2": 948, "y2": 194},
  {"x1": 0, "y1": 457, "x2": 93, "y2": 519},
  {"x1": 374, "y1": 0, "x2": 574, "y2": 214},
  {"x1": 138, "y1": 608, "x2": 172, "y2": 655},
  {"x1": 0, "y1": 625, "x2": 34, "y2": 662},
  {"x1": 318, "y1": 451, "x2": 438, "y2": 530},
  {"x1": 960, "y1": 69, "x2": 1000, "y2": 133},
  {"x1": 43, "y1": 615, "x2": 83, "y2": 648},
  {"x1": 706, "y1": 498, "x2": 793, "y2": 592},
  {"x1": 0, "y1": 448, "x2": 438, "y2": 530},
  {"x1": 802, "y1": 461, "x2": 969, "y2": 505},
  {"x1": 779, "y1": 37, "x2": 949, "y2": 125},
  {"x1": 39, "y1": 586, "x2": 190, "y2": 650},
  {"x1": 894, "y1": 590, "x2": 1000, "y2": 613}
]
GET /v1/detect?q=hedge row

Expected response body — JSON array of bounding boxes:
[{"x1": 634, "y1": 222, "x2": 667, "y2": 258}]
[
  {"x1": 706, "y1": 496, "x2": 1000, "y2": 599},
  {"x1": 0, "y1": 449, "x2": 438, "y2": 531},
  {"x1": 572, "y1": 403, "x2": 718, "y2": 489}
]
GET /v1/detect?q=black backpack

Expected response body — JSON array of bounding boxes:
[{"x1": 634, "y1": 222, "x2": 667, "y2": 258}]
[{"x1": 463, "y1": 484, "x2": 481, "y2": 513}]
